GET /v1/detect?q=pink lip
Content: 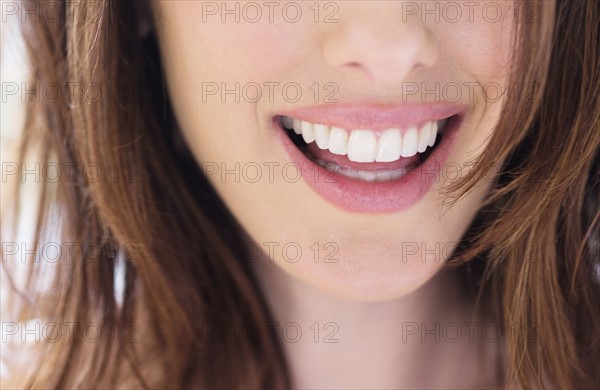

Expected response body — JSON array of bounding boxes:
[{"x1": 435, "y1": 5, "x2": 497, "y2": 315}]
[
  {"x1": 274, "y1": 106, "x2": 465, "y2": 214},
  {"x1": 279, "y1": 103, "x2": 466, "y2": 132}
]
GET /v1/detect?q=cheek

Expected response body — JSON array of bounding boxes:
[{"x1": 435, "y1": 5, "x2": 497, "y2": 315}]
[
  {"x1": 433, "y1": 2, "x2": 515, "y2": 81},
  {"x1": 154, "y1": 2, "x2": 310, "y2": 162},
  {"x1": 156, "y1": 2, "x2": 305, "y2": 82}
]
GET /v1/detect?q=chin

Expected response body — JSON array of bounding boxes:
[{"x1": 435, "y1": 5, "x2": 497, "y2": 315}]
[{"x1": 274, "y1": 246, "x2": 447, "y2": 302}]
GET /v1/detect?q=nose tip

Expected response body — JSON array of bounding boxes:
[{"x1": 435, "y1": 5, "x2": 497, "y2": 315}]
[{"x1": 322, "y1": 17, "x2": 439, "y2": 86}]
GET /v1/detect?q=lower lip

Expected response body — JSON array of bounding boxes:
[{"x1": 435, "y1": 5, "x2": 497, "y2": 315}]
[{"x1": 275, "y1": 116, "x2": 463, "y2": 213}]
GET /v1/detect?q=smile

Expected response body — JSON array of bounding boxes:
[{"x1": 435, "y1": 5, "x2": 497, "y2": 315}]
[
  {"x1": 274, "y1": 104, "x2": 466, "y2": 213},
  {"x1": 281, "y1": 116, "x2": 450, "y2": 182},
  {"x1": 281, "y1": 116, "x2": 447, "y2": 164}
]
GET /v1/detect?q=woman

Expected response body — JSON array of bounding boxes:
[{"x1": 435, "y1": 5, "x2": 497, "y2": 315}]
[{"x1": 2, "y1": 0, "x2": 599, "y2": 388}]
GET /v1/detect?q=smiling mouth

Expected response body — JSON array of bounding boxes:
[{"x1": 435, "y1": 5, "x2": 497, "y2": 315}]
[
  {"x1": 272, "y1": 103, "x2": 464, "y2": 213},
  {"x1": 278, "y1": 115, "x2": 454, "y2": 182}
]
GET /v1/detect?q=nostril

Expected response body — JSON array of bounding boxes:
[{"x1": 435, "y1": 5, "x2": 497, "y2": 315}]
[
  {"x1": 339, "y1": 61, "x2": 373, "y2": 82},
  {"x1": 344, "y1": 62, "x2": 362, "y2": 69}
]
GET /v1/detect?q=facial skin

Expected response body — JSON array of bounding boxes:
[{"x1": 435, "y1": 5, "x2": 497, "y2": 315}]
[{"x1": 153, "y1": 1, "x2": 514, "y2": 302}]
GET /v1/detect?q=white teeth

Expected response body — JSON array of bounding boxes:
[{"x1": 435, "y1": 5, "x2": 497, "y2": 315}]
[
  {"x1": 341, "y1": 168, "x2": 359, "y2": 179},
  {"x1": 375, "y1": 129, "x2": 402, "y2": 162},
  {"x1": 281, "y1": 115, "x2": 448, "y2": 164},
  {"x1": 301, "y1": 121, "x2": 315, "y2": 143},
  {"x1": 375, "y1": 170, "x2": 406, "y2": 181},
  {"x1": 356, "y1": 170, "x2": 378, "y2": 181},
  {"x1": 347, "y1": 130, "x2": 377, "y2": 163},
  {"x1": 417, "y1": 122, "x2": 432, "y2": 153},
  {"x1": 292, "y1": 118, "x2": 302, "y2": 135},
  {"x1": 313, "y1": 158, "x2": 408, "y2": 182},
  {"x1": 314, "y1": 123, "x2": 330, "y2": 149},
  {"x1": 428, "y1": 121, "x2": 438, "y2": 147},
  {"x1": 329, "y1": 127, "x2": 348, "y2": 155},
  {"x1": 401, "y1": 127, "x2": 419, "y2": 157}
]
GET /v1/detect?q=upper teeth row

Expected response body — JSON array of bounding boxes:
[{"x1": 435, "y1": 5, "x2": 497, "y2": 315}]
[{"x1": 281, "y1": 116, "x2": 443, "y2": 163}]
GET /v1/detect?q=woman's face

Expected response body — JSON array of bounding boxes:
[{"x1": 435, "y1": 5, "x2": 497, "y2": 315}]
[{"x1": 153, "y1": 1, "x2": 514, "y2": 301}]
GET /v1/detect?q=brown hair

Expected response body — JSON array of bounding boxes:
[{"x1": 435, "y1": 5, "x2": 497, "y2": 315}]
[{"x1": 2, "y1": 0, "x2": 599, "y2": 388}]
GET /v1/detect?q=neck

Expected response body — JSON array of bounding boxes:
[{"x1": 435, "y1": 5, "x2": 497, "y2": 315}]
[{"x1": 253, "y1": 260, "x2": 497, "y2": 389}]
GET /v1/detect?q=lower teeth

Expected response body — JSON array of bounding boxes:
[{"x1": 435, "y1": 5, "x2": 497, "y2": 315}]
[{"x1": 312, "y1": 157, "x2": 412, "y2": 182}]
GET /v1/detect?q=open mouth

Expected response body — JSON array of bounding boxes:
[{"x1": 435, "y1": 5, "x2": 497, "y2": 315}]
[
  {"x1": 278, "y1": 115, "x2": 455, "y2": 183},
  {"x1": 273, "y1": 105, "x2": 464, "y2": 213}
]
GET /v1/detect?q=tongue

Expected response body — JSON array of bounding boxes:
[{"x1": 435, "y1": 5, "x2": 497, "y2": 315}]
[{"x1": 306, "y1": 143, "x2": 423, "y2": 171}]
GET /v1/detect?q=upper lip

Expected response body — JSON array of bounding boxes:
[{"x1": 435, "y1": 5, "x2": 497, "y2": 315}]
[{"x1": 278, "y1": 103, "x2": 466, "y2": 132}]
